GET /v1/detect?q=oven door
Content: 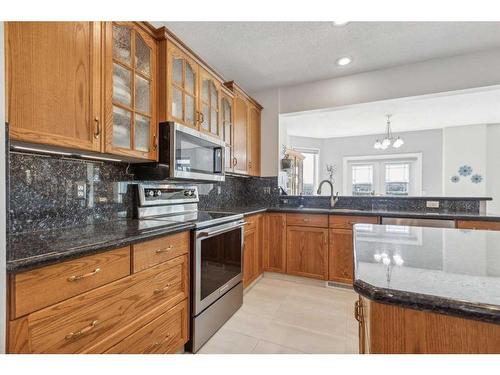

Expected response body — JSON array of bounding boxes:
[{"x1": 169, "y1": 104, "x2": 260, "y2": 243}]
[
  {"x1": 194, "y1": 220, "x2": 244, "y2": 316},
  {"x1": 170, "y1": 123, "x2": 225, "y2": 182}
]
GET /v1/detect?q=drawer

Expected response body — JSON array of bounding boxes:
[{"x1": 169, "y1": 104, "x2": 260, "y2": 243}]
[
  {"x1": 11, "y1": 247, "x2": 131, "y2": 319},
  {"x1": 132, "y1": 231, "x2": 190, "y2": 273},
  {"x1": 105, "y1": 300, "x2": 188, "y2": 354},
  {"x1": 329, "y1": 215, "x2": 379, "y2": 229},
  {"x1": 26, "y1": 254, "x2": 188, "y2": 354},
  {"x1": 286, "y1": 213, "x2": 328, "y2": 228},
  {"x1": 456, "y1": 220, "x2": 500, "y2": 231}
]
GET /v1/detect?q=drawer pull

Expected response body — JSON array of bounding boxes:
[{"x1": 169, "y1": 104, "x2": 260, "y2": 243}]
[
  {"x1": 147, "y1": 334, "x2": 170, "y2": 351},
  {"x1": 65, "y1": 320, "x2": 99, "y2": 340},
  {"x1": 303, "y1": 219, "x2": 310, "y2": 222},
  {"x1": 153, "y1": 284, "x2": 171, "y2": 294},
  {"x1": 156, "y1": 245, "x2": 174, "y2": 254},
  {"x1": 67, "y1": 268, "x2": 101, "y2": 282}
]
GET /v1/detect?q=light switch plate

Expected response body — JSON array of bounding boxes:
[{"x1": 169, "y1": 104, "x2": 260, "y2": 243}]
[{"x1": 426, "y1": 200, "x2": 440, "y2": 208}]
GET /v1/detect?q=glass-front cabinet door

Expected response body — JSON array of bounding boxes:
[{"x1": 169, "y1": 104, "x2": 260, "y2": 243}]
[
  {"x1": 221, "y1": 93, "x2": 234, "y2": 172},
  {"x1": 199, "y1": 68, "x2": 221, "y2": 138},
  {"x1": 105, "y1": 22, "x2": 157, "y2": 160},
  {"x1": 167, "y1": 44, "x2": 198, "y2": 129}
]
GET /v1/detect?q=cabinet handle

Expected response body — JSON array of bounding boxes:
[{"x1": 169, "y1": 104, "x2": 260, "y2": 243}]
[
  {"x1": 354, "y1": 300, "x2": 363, "y2": 322},
  {"x1": 153, "y1": 134, "x2": 158, "y2": 151},
  {"x1": 147, "y1": 334, "x2": 170, "y2": 351},
  {"x1": 303, "y1": 218, "x2": 310, "y2": 222},
  {"x1": 67, "y1": 268, "x2": 101, "y2": 282},
  {"x1": 233, "y1": 157, "x2": 238, "y2": 167},
  {"x1": 200, "y1": 112, "x2": 205, "y2": 124},
  {"x1": 156, "y1": 245, "x2": 173, "y2": 254},
  {"x1": 65, "y1": 320, "x2": 99, "y2": 340},
  {"x1": 93, "y1": 117, "x2": 100, "y2": 139},
  {"x1": 153, "y1": 283, "x2": 171, "y2": 294}
]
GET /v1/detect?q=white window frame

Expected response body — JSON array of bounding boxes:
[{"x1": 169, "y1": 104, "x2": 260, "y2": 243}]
[
  {"x1": 293, "y1": 147, "x2": 320, "y2": 195},
  {"x1": 342, "y1": 153, "x2": 422, "y2": 196}
]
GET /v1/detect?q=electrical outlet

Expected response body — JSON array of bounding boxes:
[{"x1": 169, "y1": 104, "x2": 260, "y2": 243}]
[
  {"x1": 217, "y1": 186, "x2": 222, "y2": 195},
  {"x1": 76, "y1": 182, "x2": 86, "y2": 199},
  {"x1": 263, "y1": 187, "x2": 271, "y2": 194},
  {"x1": 426, "y1": 200, "x2": 440, "y2": 208}
]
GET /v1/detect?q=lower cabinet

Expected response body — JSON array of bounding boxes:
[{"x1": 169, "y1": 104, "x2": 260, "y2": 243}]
[
  {"x1": 329, "y1": 229, "x2": 354, "y2": 284},
  {"x1": 7, "y1": 232, "x2": 190, "y2": 354},
  {"x1": 286, "y1": 226, "x2": 328, "y2": 280},
  {"x1": 262, "y1": 213, "x2": 287, "y2": 273},
  {"x1": 243, "y1": 214, "x2": 263, "y2": 288}
]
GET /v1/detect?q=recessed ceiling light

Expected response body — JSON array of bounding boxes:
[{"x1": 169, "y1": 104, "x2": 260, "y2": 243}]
[
  {"x1": 336, "y1": 56, "x2": 352, "y2": 66},
  {"x1": 332, "y1": 21, "x2": 349, "y2": 26}
]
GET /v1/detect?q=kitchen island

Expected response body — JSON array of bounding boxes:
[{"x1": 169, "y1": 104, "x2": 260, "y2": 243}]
[{"x1": 353, "y1": 224, "x2": 500, "y2": 353}]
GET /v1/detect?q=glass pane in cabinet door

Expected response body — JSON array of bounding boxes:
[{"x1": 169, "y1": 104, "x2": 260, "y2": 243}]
[
  {"x1": 113, "y1": 24, "x2": 131, "y2": 65},
  {"x1": 135, "y1": 34, "x2": 151, "y2": 76},
  {"x1": 135, "y1": 114, "x2": 150, "y2": 152},
  {"x1": 202, "y1": 79, "x2": 209, "y2": 102},
  {"x1": 112, "y1": 106, "x2": 131, "y2": 149},
  {"x1": 173, "y1": 57, "x2": 183, "y2": 85},
  {"x1": 185, "y1": 94, "x2": 195, "y2": 126},
  {"x1": 172, "y1": 86, "x2": 183, "y2": 119},
  {"x1": 113, "y1": 63, "x2": 132, "y2": 106},
  {"x1": 210, "y1": 108, "x2": 218, "y2": 135},
  {"x1": 201, "y1": 103, "x2": 209, "y2": 131},
  {"x1": 135, "y1": 75, "x2": 150, "y2": 114},
  {"x1": 185, "y1": 63, "x2": 195, "y2": 94},
  {"x1": 210, "y1": 82, "x2": 218, "y2": 108}
]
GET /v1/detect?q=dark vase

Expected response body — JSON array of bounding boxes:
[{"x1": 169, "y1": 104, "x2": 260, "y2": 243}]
[{"x1": 281, "y1": 158, "x2": 292, "y2": 170}]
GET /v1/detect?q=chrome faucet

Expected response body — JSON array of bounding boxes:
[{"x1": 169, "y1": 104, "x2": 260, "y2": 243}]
[{"x1": 317, "y1": 180, "x2": 340, "y2": 208}]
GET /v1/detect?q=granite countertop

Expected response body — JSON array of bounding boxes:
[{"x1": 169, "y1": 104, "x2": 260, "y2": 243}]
[
  {"x1": 352, "y1": 224, "x2": 500, "y2": 324},
  {"x1": 7, "y1": 219, "x2": 195, "y2": 273}
]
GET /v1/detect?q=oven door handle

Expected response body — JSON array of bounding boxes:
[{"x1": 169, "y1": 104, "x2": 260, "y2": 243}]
[{"x1": 197, "y1": 222, "x2": 247, "y2": 238}]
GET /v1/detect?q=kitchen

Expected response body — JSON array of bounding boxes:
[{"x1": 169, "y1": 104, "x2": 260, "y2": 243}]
[{"x1": 1, "y1": 5, "x2": 500, "y2": 366}]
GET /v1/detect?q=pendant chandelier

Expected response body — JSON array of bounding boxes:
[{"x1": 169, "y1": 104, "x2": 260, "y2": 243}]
[{"x1": 374, "y1": 114, "x2": 404, "y2": 149}]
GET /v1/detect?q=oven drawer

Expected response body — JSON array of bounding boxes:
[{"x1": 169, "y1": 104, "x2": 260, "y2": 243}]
[
  {"x1": 132, "y1": 231, "x2": 190, "y2": 273},
  {"x1": 11, "y1": 247, "x2": 131, "y2": 318},
  {"x1": 24, "y1": 255, "x2": 188, "y2": 354},
  {"x1": 105, "y1": 300, "x2": 188, "y2": 354}
]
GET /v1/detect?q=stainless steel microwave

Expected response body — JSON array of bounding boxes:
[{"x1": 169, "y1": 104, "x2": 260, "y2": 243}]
[{"x1": 132, "y1": 122, "x2": 226, "y2": 182}]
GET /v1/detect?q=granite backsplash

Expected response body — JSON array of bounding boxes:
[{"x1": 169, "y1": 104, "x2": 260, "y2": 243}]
[{"x1": 8, "y1": 152, "x2": 279, "y2": 233}]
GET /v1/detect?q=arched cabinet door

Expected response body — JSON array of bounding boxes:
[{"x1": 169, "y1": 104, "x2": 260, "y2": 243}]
[
  {"x1": 104, "y1": 22, "x2": 158, "y2": 161},
  {"x1": 165, "y1": 43, "x2": 199, "y2": 129},
  {"x1": 221, "y1": 92, "x2": 234, "y2": 172},
  {"x1": 198, "y1": 67, "x2": 222, "y2": 138}
]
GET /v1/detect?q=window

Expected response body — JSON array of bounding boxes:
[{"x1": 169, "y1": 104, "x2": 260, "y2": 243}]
[
  {"x1": 343, "y1": 153, "x2": 422, "y2": 196},
  {"x1": 385, "y1": 163, "x2": 410, "y2": 195},
  {"x1": 293, "y1": 147, "x2": 319, "y2": 195},
  {"x1": 352, "y1": 164, "x2": 374, "y2": 195}
]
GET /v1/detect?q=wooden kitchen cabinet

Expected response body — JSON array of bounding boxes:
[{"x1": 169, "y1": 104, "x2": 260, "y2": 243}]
[
  {"x1": 243, "y1": 214, "x2": 263, "y2": 288},
  {"x1": 232, "y1": 88, "x2": 249, "y2": 174},
  {"x1": 329, "y1": 215, "x2": 379, "y2": 284},
  {"x1": 103, "y1": 22, "x2": 158, "y2": 160},
  {"x1": 221, "y1": 87, "x2": 235, "y2": 172},
  {"x1": 198, "y1": 67, "x2": 222, "y2": 138},
  {"x1": 248, "y1": 103, "x2": 261, "y2": 176},
  {"x1": 456, "y1": 220, "x2": 500, "y2": 231},
  {"x1": 263, "y1": 213, "x2": 287, "y2": 273},
  {"x1": 286, "y1": 226, "x2": 328, "y2": 280},
  {"x1": 6, "y1": 22, "x2": 102, "y2": 152}
]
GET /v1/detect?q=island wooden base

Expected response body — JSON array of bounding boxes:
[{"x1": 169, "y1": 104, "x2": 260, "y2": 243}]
[{"x1": 357, "y1": 296, "x2": 500, "y2": 354}]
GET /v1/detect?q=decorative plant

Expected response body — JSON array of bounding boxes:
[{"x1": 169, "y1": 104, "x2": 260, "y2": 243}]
[{"x1": 326, "y1": 164, "x2": 337, "y2": 184}]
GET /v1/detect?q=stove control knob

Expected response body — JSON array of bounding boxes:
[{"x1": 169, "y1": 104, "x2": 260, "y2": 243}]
[
  {"x1": 147, "y1": 190, "x2": 154, "y2": 197},
  {"x1": 155, "y1": 190, "x2": 162, "y2": 197},
  {"x1": 184, "y1": 191, "x2": 190, "y2": 196}
]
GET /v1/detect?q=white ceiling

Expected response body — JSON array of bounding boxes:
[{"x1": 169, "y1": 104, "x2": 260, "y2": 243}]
[
  {"x1": 153, "y1": 22, "x2": 500, "y2": 92},
  {"x1": 281, "y1": 86, "x2": 500, "y2": 139}
]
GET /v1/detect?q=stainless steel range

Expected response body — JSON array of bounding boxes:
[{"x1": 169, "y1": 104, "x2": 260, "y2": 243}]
[{"x1": 133, "y1": 183, "x2": 245, "y2": 353}]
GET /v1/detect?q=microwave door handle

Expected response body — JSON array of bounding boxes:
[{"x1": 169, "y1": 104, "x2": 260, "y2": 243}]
[{"x1": 198, "y1": 222, "x2": 247, "y2": 238}]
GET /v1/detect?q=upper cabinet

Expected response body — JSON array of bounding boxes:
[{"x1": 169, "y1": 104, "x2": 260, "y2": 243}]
[
  {"x1": 104, "y1": 22, "x2": 158, "y2": 160},
  {"x1": 6, "y1": 22, "x2": 102, "y2": 152},
  {"x1": 224, "y1": 81, "x2": 262, "y2": 176},
  {"x1": 6, "y1": 21, "x2": 159, "y2": 161},
  {"x1": 161, "y1": 42, "x2": 198, "y2": 129},
  {"x1": 221, "y1": 87, "x2": 235, "y2": 172},
  {"x1": 159, "y1": 37, "x2": 223, "y2": 140}
]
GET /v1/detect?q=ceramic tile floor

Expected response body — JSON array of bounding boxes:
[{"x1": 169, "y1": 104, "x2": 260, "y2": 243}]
[{"x1": 198, "y1": 273, "x2": 359, "y2": 354}]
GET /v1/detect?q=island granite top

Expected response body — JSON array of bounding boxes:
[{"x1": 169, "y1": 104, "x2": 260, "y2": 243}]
[{"x1": 353, "y1": 224, "x2": 500, "y2": 324}]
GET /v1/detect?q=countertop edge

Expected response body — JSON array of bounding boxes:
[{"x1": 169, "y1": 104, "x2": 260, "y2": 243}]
[
  {"x1": 353, "y1": 279, "x2": 500, "y2": 325},
  {"x1": 7, "y1": 223, "x2": 195, "y2": 273}
]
